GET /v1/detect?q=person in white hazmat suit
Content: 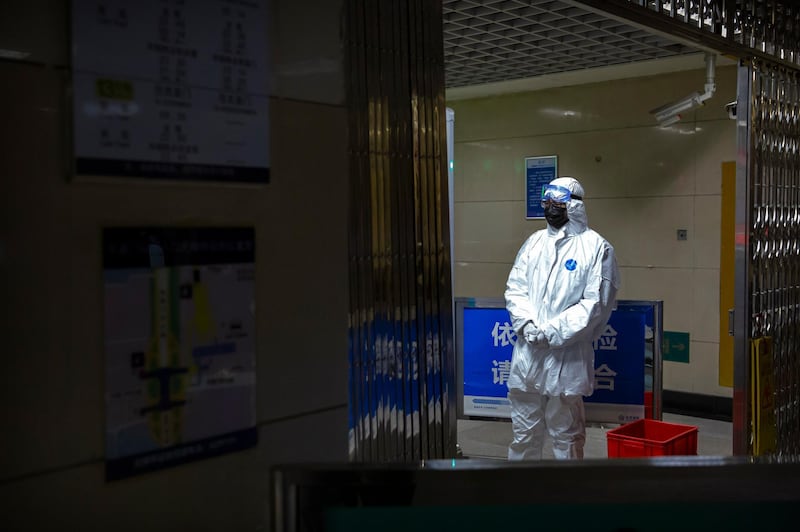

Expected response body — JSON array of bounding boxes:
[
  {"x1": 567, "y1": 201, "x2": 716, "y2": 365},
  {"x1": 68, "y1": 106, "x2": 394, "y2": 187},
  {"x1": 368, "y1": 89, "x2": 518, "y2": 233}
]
[{"x1": 505, "y1": 176, "x2": 619, "y2": 460}]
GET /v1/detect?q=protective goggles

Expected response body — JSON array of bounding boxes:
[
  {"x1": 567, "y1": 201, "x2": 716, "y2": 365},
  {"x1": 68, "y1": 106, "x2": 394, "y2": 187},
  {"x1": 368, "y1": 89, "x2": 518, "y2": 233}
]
[{"x1": 540, "y1": 184, "x2": 582, "y2": 208}]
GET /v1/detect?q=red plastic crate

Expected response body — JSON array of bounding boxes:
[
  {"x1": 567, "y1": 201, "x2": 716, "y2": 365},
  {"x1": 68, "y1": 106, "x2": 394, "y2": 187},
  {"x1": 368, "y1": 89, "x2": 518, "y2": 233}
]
[
  {"x1": 644, "y1": 391, "x2": 653, "y2": 419},
  {"x1": 607, "y1": 419, "x2": 698, "y2": 458}
]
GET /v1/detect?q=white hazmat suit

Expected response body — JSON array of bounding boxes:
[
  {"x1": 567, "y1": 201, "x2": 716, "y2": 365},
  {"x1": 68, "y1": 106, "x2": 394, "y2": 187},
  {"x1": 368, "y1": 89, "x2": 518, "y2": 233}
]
[{"x1": 505, "y1": 177, "x2": 619, "y2": 460}]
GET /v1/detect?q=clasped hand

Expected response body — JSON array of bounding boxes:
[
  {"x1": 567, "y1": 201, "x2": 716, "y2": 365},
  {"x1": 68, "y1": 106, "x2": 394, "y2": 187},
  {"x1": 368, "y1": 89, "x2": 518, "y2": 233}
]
[{"x1": 522, "y1": 322, "x2": 547, "y2": 346}]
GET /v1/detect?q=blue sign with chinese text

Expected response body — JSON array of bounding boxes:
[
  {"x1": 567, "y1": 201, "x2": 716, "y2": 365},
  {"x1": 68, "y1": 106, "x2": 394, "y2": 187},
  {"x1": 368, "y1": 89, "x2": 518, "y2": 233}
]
[
  {"x1": 460, "y1": 304, "x2": 647, "y2": 423},
  {"x1": 584, "y1": 311, "x2": 645, "y2": 408},
  {"x1": 462, "y1": 308, "x2": 516, "y2": 410}
]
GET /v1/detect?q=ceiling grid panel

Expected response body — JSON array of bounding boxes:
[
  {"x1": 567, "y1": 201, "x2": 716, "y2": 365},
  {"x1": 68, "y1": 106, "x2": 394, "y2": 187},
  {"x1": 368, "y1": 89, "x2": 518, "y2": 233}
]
[{"x1": 443, "y1": 0, "x2": 696, "y2": 87}]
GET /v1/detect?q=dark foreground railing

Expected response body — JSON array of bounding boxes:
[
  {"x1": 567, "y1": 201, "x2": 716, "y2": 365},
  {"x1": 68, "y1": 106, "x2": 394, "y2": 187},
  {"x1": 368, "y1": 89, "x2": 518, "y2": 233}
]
[{"x1": 272, "y1": 456, "x2": 800, "y2": 531}]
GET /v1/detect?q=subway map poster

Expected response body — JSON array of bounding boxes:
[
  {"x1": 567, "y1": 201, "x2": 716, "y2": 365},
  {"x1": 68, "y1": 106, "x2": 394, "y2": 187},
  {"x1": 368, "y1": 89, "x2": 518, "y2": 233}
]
[{"x1": 103, "y1": 227, "x2": 256, "y2": 480}]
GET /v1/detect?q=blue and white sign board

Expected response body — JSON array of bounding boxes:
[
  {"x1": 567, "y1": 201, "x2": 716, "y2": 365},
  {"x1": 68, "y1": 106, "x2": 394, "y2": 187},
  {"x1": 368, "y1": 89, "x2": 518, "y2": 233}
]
[
  {"x1": 459, "y1": 301, "x2": 648, "y2": 424},
  {"x1": 525, "y1": 156, "x2": 557, "y2": 219}
]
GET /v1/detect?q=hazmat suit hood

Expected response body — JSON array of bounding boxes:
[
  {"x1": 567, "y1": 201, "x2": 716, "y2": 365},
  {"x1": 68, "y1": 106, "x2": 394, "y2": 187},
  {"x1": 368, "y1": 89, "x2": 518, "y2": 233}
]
[{"x1": 546, "y1": 176, "x2": 588, "y2": 234}]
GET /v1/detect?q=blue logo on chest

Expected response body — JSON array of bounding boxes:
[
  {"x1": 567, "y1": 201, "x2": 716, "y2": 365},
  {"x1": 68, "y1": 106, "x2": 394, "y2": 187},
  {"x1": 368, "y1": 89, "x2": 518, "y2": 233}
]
[{"x1": 565, "y1": 259, "x2": 577, "y2": 271}]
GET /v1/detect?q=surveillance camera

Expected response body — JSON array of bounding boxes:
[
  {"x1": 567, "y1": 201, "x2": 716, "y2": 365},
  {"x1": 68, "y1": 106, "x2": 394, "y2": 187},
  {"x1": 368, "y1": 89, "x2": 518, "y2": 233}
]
[
  {"x1": 656, "y1": 114, "x2": 682, "y2": 127},
  {"x1": 650, "y1": 91, "x2": 704, "y2": 124},
  {"x1": 725, "y1": 101, "x2": 737, "y2": 119}
]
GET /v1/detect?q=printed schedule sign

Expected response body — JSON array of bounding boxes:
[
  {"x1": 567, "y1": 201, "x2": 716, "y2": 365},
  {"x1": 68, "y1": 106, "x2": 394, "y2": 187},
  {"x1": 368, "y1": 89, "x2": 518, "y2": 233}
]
[
  {"x1": 71, "y1": 1, "x2": 270, "y2": 182},
  {"x1": 460, "y1": 303, "x2": 647, "y2": 424},
  {"x1": 525, "y1": 155, "x2": 557, "y2": 219},
  {"x1": 103, "y1": 227, "x2": 257, "y2": 480}
]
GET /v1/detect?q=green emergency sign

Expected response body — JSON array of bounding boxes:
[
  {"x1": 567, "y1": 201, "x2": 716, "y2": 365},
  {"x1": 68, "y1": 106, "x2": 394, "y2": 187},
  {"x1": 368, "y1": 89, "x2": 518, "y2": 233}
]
[{"x1": 663, "y1": 331, "x2": 690, "y2": 363}]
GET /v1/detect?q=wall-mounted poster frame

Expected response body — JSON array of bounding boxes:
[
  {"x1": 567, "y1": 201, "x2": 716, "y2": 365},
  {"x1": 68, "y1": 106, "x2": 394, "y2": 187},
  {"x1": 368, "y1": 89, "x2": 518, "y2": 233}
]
[
  {"x1": 103, "y1": 227, "x2": 257, "y2": 480},
  {"x1": 70, "y1": 1, "x2": 270, "y2": 183},
  {"x1": 525, "y1": 155, "x2": 557, "y2": 219}
]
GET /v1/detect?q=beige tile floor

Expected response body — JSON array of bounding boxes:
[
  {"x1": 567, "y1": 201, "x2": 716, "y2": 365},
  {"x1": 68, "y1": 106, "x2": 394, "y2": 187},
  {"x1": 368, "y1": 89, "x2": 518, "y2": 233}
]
[{"x1": 457, "y1": 412, "x2": 732, "y2": 460}]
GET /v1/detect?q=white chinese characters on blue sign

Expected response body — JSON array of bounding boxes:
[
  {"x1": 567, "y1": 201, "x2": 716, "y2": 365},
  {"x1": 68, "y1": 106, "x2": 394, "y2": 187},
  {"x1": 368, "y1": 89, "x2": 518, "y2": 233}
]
[
  {"x1": 490, "y1": 321, "x2": 516, "y2": 384},
  {"x1": 593, "y1": 324, "x2": 619, "y2": 391},
  {"x1": 492, "y1": 358, "x2": 511, "y2": 386},
  {"x1": 594, "y1": 363, "x2": 618, "y2": 391},
  {"x1": 491, "y1": 321, "x2": 517, "y2": 347},
  {"x1": 594, "y1": 323, "x2": 619, "y2": 351}
]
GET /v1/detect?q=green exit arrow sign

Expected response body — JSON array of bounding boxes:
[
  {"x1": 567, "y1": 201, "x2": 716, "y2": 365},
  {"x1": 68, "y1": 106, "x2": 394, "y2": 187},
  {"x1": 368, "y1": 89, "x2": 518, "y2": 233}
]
[{"x1": 663, "y1": 331, "x2": 690, "y2": 363}]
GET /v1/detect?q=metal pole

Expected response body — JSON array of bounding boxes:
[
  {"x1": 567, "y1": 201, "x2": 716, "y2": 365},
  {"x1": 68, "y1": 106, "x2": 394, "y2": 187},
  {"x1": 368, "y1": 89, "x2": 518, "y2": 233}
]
[{"x1": 733, "y1": 59, "x2": 754, "y2": 456}]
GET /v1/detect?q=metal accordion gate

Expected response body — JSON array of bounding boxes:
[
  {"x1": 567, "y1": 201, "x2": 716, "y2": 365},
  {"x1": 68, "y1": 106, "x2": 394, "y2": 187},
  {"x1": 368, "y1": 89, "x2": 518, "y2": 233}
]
[
  {"x1": 343, "y1": 0, "x2": 456, "y2": 462},
  {"x1": 735, "y1": 59, "x2": 800, "y2": 458}
]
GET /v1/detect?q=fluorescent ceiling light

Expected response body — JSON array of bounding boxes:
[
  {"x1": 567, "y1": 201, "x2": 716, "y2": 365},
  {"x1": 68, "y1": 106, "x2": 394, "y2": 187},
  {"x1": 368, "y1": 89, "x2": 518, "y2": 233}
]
[{"x1": 0, "y1": 49, "x2": 31, "y2": 60}]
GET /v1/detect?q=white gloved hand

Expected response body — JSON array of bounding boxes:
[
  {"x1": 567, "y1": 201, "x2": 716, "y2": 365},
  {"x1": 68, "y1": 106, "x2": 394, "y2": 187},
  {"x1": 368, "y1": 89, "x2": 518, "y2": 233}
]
[
  {"x1": 532, "y1": 331, "x2": 547, "y2": 346},
  {"x1": 522, "y1": 322, "x2": 538, "y2": 343}
]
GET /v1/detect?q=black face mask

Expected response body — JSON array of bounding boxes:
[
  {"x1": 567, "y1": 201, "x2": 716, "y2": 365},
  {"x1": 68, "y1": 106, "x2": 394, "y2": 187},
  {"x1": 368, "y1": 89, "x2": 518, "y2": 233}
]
[{"x1": 544, "y1": 204, "x2": 568, "y2": 229}]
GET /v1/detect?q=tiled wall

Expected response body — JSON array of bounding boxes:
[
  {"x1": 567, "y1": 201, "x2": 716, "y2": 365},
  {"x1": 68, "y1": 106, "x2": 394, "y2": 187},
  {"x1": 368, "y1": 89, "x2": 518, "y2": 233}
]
[{"x1": 448, "y1": 65, "x2": 737, "y2": 398}]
